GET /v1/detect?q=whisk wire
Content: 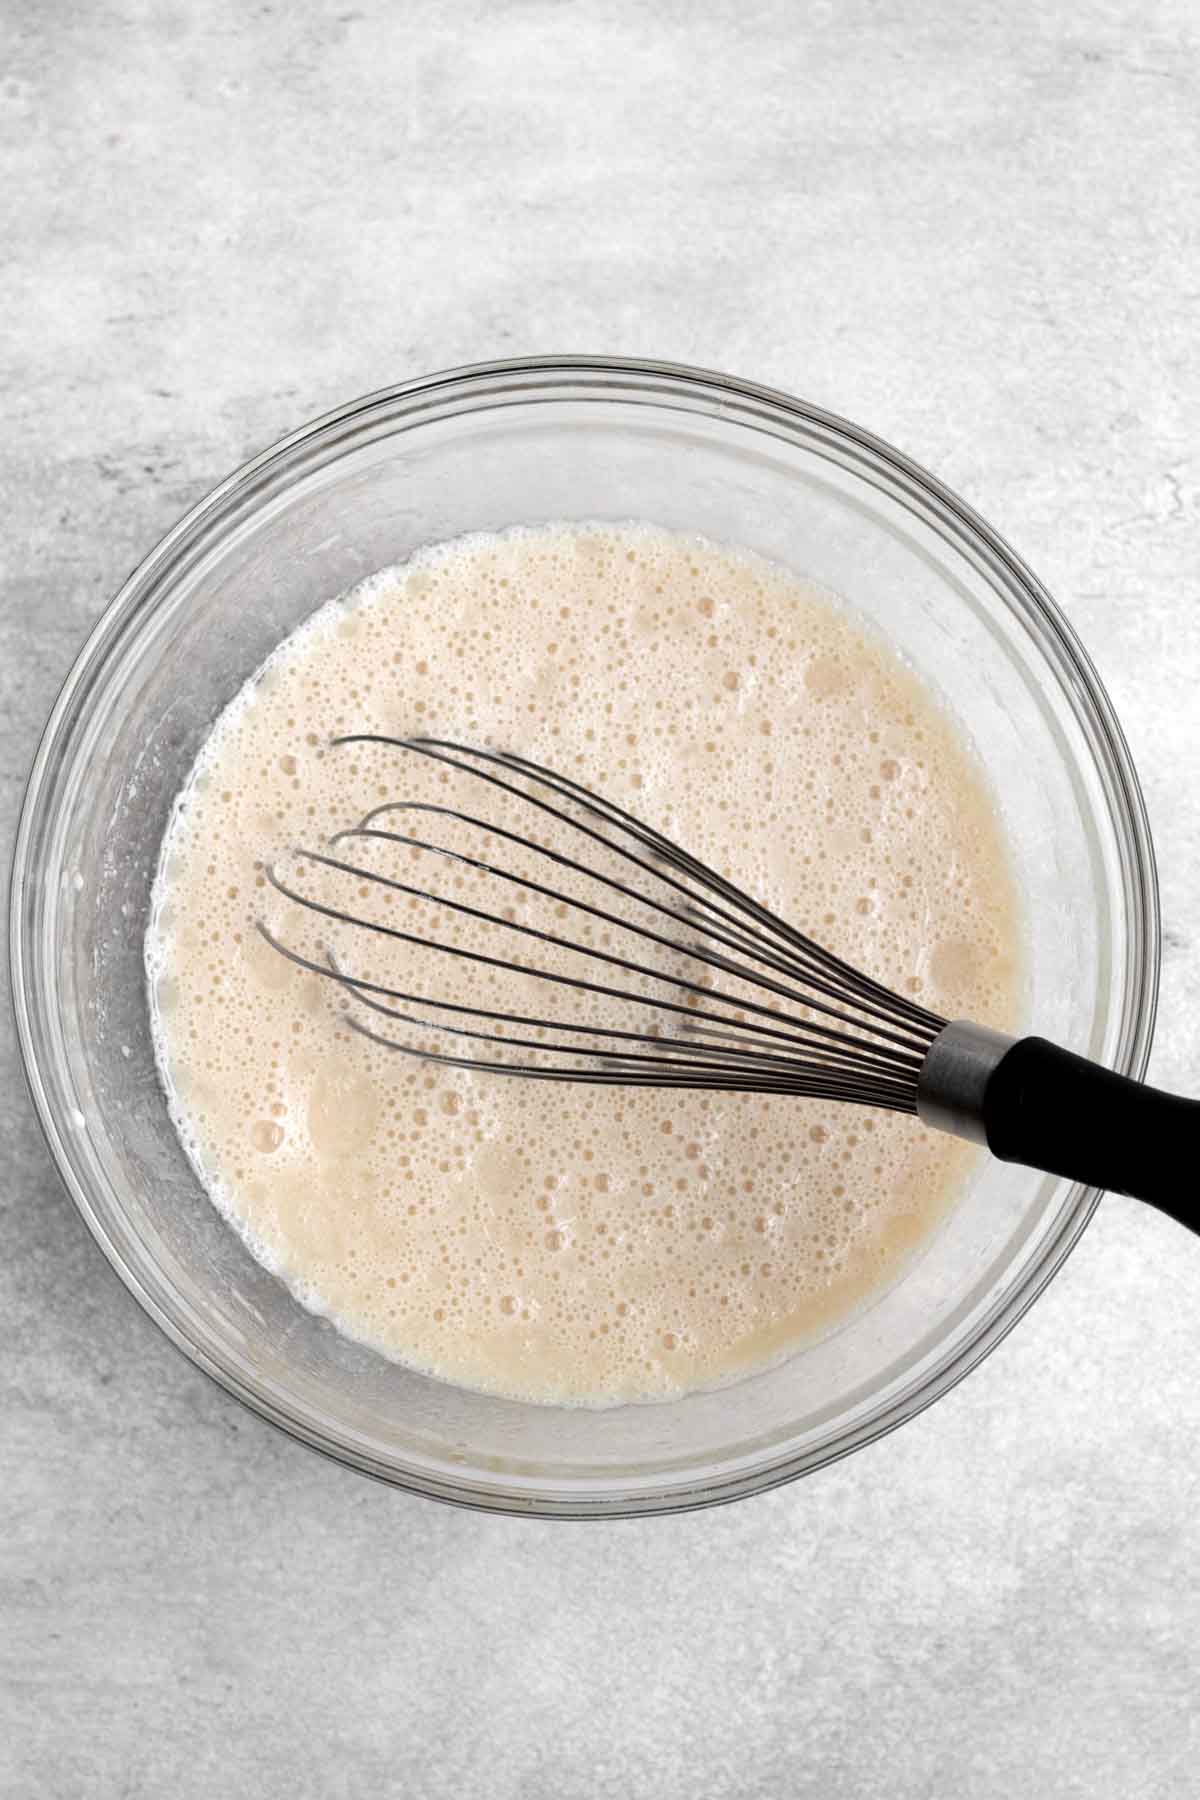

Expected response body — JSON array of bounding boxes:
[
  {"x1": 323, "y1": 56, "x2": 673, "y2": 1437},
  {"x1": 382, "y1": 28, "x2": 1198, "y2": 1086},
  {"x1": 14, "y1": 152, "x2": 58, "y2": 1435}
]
[
  {"x1": 261, "y1": 735, "x2": 947, "y2": 1109},
  {"x1": 322, "y1": 818, "x2": 928, "y2": 1061},
  {"x1": 435, "y1": 738, "x2": 943, "y2": 1032},
  {"x1": 336, "y1": 736, "x2": 939, "y2": 1042},
  {"x1": 264, "y1": 857, "x2": 922, "y2": 1079}
]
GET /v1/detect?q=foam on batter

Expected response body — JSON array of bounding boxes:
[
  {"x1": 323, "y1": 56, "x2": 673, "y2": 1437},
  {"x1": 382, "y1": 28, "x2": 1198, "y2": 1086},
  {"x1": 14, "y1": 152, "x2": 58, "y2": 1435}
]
[{"x1": 146, "y1": 522, "x2": 1022, "y2": 1405}]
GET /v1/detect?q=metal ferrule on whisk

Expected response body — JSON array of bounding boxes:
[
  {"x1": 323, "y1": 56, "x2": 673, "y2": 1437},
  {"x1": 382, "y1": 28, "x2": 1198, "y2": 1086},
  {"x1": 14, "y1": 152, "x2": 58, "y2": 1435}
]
[{"x1": 915, "y1": 1020, "x2": 1017, "y2": 1144}]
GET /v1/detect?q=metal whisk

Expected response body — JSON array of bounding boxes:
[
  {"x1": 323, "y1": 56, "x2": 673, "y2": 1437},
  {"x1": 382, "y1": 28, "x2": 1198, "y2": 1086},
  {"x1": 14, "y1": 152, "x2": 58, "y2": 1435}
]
[{"x1": 261, "y1": 736, "x2": 1196, "y2": 1228}]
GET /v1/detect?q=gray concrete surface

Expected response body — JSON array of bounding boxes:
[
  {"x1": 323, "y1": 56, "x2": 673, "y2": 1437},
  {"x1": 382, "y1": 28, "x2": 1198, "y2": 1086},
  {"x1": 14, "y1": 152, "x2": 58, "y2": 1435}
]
[{"x1": 3, "y1": 2, "x2": 1200, "y2": 1795}]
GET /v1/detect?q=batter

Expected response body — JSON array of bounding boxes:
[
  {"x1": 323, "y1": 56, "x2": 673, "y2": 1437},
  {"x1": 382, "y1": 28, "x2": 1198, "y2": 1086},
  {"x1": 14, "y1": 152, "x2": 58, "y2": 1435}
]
[{"x1": 146, "y1": 523, "x2": 1021, "y2": 1404}]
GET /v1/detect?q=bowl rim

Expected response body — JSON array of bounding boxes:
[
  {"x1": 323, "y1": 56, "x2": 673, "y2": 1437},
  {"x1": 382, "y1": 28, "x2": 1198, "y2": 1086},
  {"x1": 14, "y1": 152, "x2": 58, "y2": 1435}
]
[{"x1": 9, "y1": 353, "x2": 1160, "y2": 1516}]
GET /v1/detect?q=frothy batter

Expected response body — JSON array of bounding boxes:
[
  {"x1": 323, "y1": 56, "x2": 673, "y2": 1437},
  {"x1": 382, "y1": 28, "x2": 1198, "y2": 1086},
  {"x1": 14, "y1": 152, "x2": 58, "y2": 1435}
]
[{"x1": 146, "y1": 523, "x2": 1021, "y2": 1404}]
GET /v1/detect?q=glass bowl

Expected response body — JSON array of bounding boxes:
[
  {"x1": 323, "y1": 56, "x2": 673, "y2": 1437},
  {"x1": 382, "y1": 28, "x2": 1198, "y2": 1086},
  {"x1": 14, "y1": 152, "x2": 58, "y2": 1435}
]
[{"x1": 10, "y1": 357, "x2": 1158, "y2": 1516}]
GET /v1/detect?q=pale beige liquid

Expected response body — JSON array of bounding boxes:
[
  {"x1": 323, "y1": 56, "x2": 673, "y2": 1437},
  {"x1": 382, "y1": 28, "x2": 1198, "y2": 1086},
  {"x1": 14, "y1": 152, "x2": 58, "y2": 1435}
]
[{"x1": 147, "y1": 523, "x2": 1021, "y2": 1405}]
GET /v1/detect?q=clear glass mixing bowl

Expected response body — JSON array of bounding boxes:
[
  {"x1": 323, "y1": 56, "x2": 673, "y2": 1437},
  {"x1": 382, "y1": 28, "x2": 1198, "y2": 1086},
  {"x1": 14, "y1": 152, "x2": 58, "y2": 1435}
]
[{"x1": 10, "y1": 357, "x2": 1158, "y2": 1516}]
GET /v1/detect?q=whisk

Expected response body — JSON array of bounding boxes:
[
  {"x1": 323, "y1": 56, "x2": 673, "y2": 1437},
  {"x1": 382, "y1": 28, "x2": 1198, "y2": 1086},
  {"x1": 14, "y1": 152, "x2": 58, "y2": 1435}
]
[{"x1": 261, "y1": 736, "x2": 1196, "y2": 1230}]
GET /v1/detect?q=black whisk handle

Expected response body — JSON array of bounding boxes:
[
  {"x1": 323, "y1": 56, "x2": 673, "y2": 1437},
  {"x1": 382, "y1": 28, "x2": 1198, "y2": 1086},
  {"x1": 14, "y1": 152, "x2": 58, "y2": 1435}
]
[
  {"x1": 918, "y1": 1024, "x2": 1198, "y2": 1229},
  {"x1": 980, "y1": 1036, "x2": 1198, "y2": 1228}
]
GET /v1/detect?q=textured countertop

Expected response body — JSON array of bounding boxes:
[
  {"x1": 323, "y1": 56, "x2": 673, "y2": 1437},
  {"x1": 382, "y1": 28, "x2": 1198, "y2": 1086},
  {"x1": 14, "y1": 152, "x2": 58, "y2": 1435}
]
[{"x1": 4, "y1": 3, "x2": 1199, "y2": 1795}]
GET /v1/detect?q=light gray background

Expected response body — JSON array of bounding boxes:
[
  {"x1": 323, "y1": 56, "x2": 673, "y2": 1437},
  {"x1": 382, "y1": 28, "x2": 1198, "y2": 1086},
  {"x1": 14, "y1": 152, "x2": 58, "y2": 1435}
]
[{"x1": 4, "y1": 2, "x2": 1199, "y2": 1795}]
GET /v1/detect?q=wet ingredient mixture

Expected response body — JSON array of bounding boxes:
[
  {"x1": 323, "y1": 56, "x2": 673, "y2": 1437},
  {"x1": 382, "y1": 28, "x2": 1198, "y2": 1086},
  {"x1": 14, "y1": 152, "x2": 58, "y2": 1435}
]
[{"x1": 147, "y1": 523, "x2": 1021, "y2": 1404}]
